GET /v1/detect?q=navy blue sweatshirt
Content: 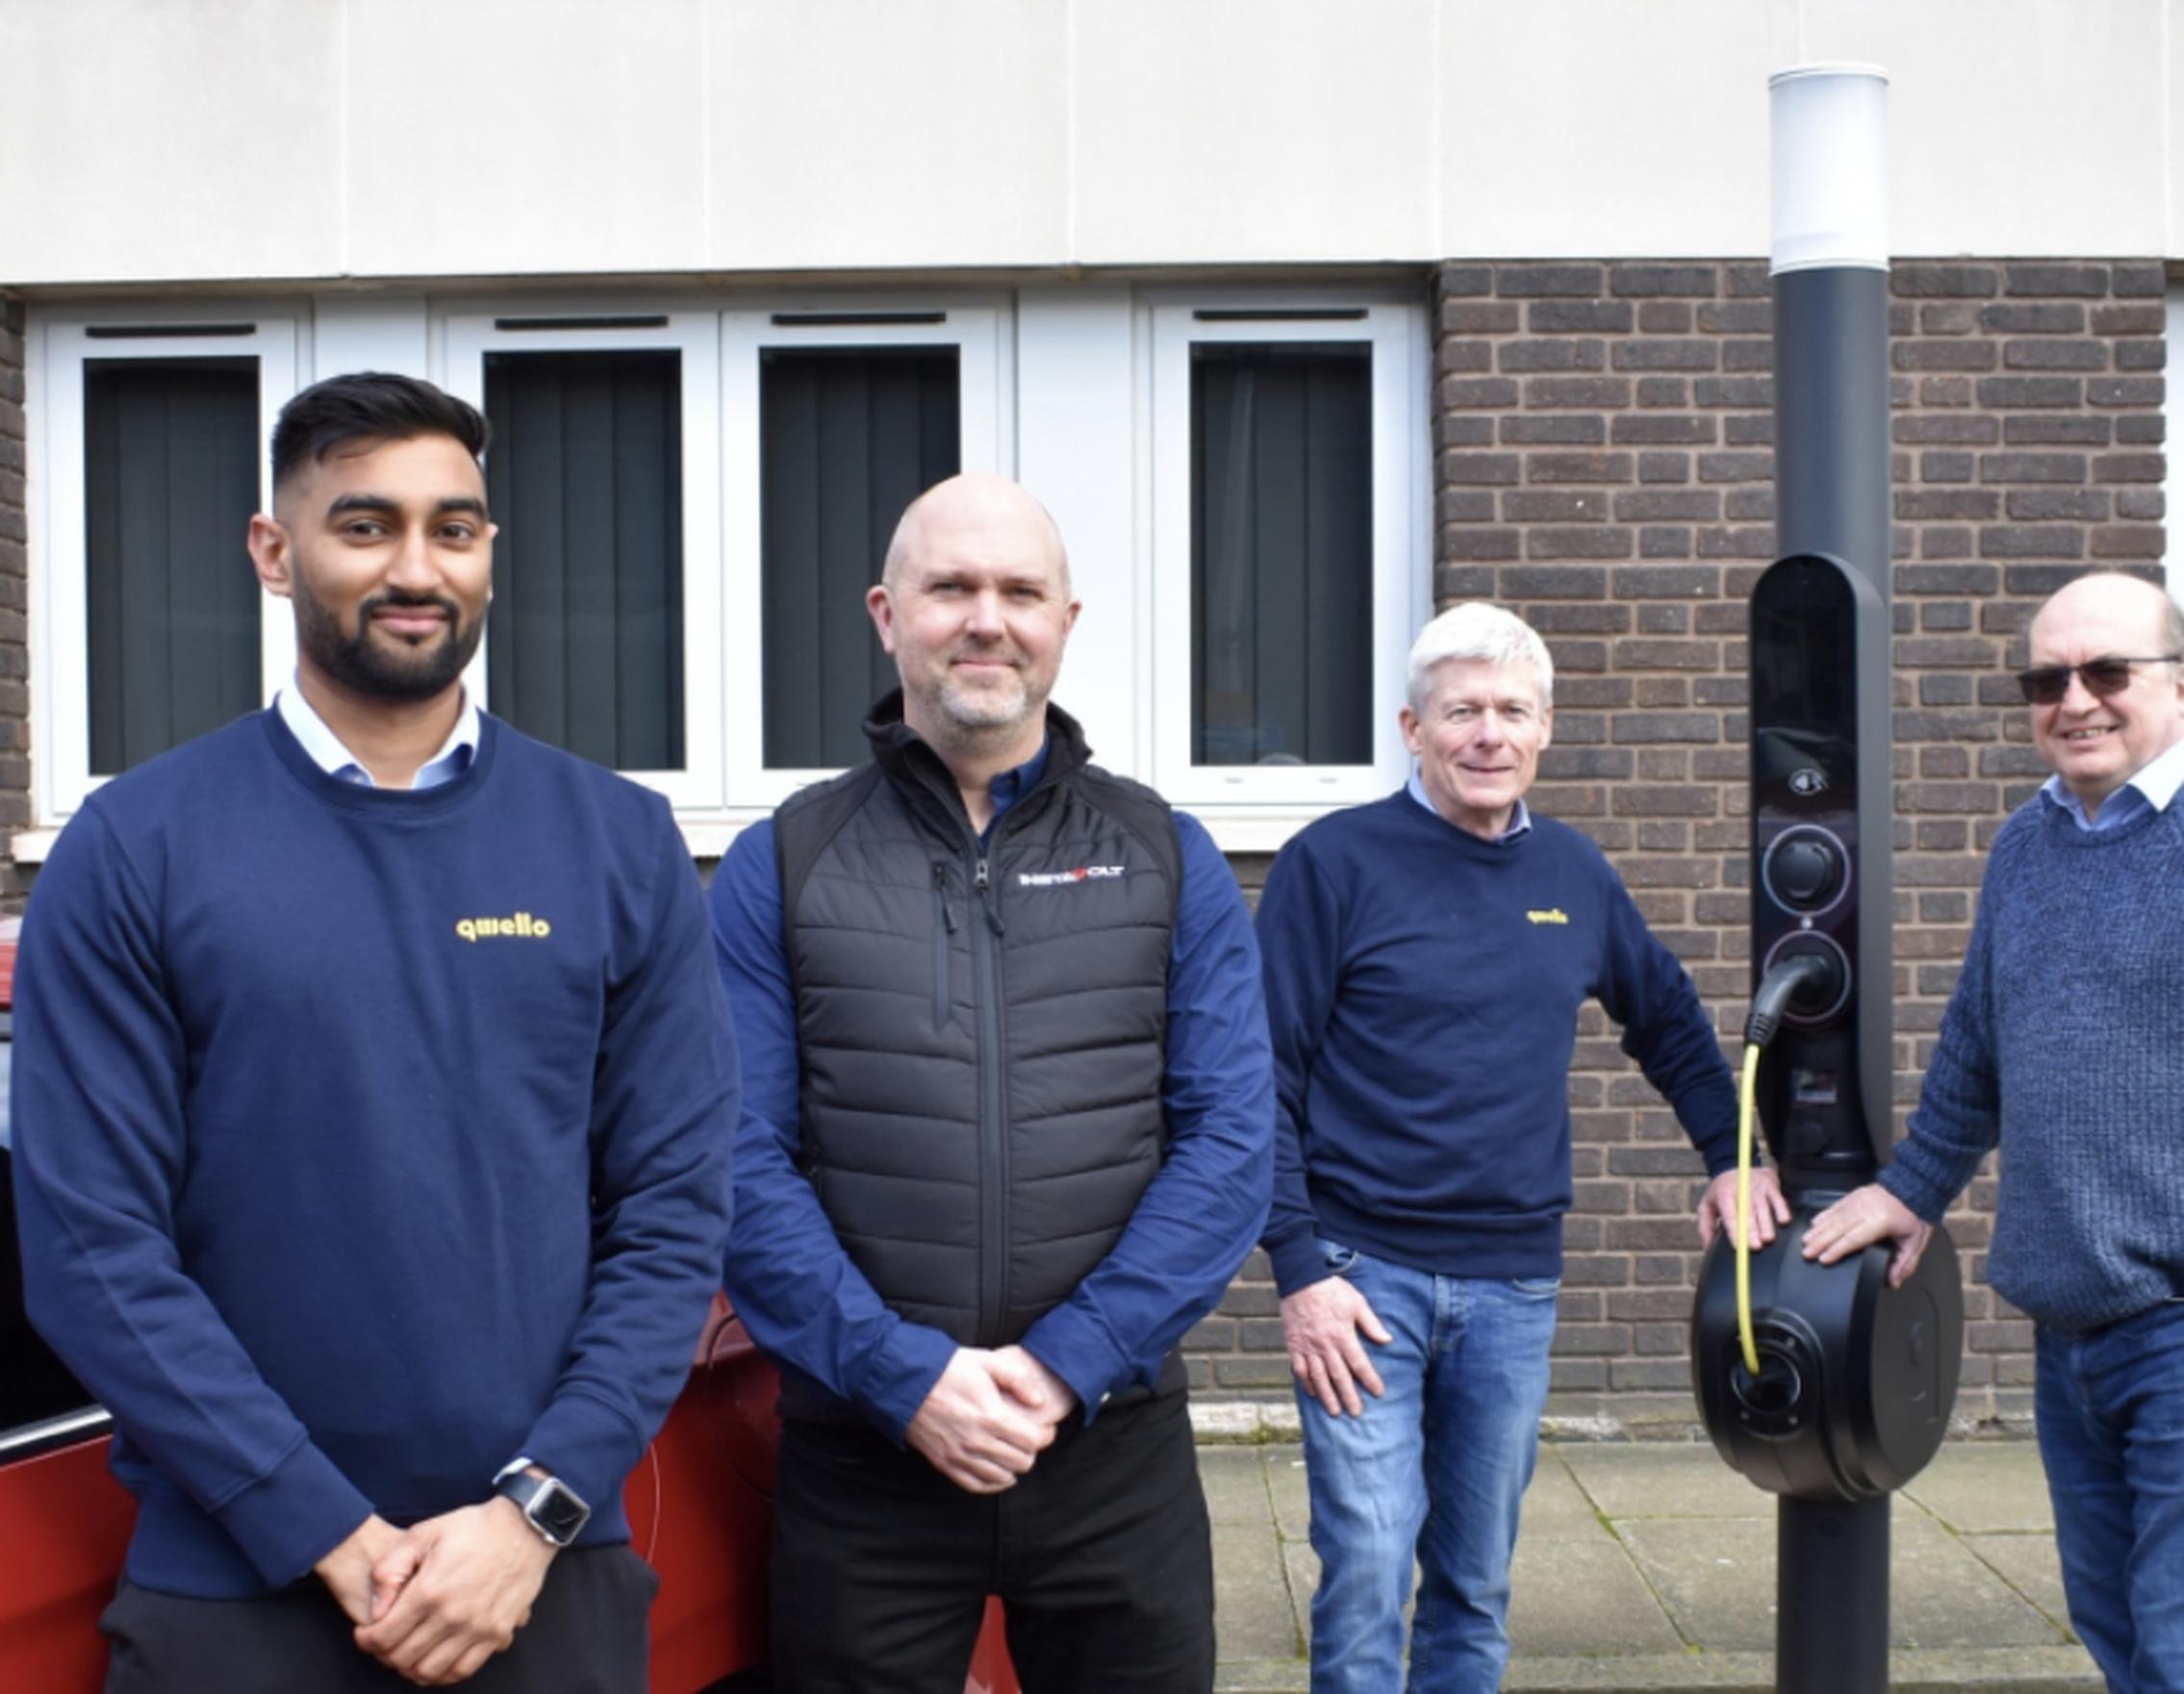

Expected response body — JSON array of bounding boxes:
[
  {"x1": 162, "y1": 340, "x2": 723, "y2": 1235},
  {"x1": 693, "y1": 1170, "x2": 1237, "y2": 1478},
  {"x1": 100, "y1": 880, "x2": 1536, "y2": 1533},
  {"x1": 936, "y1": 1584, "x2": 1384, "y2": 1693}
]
[
  {"x1": 1257, "y1": 792, "x2": 1737, "y2": 1296},
  {"x1": 12, "y1": 711, "x2": 736, "y2": 1598}
]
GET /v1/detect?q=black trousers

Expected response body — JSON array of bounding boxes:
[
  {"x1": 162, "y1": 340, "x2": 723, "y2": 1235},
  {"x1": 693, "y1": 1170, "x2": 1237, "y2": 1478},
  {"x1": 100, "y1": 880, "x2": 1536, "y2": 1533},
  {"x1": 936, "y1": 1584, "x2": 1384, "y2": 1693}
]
[
  {"x1": 100, "y1": 1543, "x2": 656, "y2": 1694},
  {"x1": 770, "y1": 1391, "x2": 1215, "y2": 1694}
]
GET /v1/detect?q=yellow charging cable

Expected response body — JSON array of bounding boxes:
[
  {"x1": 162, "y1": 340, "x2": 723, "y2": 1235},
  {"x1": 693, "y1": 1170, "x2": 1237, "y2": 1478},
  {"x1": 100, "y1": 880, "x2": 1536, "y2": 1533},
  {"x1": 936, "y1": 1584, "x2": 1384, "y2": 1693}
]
[{"x1": 1735, "y1": 1043, "x2": 1763, "y2": 1377}]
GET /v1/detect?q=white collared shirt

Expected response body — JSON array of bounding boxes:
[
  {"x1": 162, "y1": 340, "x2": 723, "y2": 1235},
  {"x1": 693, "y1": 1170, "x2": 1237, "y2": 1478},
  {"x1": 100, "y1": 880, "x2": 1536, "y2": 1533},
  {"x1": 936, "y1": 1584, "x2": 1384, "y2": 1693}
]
[
  {"x1": 1407, "y1": 768, "x2": 1533, "y2": 843},
  {"x1": 2039, "y1": 731, "x2": 2184, "y2": 833},
  {"x1": 275, "y1": 673, "x2": 480, "y2": 792}
]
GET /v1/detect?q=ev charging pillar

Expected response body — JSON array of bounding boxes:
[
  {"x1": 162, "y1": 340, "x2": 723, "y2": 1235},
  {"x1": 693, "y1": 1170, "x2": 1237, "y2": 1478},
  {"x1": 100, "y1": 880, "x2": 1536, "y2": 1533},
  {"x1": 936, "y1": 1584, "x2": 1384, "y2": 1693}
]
[{"x1": 1690, "y1": 64, "x2": 1964, "y2": 1694}]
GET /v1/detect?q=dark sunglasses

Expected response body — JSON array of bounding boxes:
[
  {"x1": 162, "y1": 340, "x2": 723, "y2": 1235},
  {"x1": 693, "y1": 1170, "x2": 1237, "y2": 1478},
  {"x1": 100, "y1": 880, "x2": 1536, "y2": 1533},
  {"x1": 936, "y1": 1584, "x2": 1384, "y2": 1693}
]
[{"x1": 2015, "y1": 654, "x2": 2184, "y2": 706}]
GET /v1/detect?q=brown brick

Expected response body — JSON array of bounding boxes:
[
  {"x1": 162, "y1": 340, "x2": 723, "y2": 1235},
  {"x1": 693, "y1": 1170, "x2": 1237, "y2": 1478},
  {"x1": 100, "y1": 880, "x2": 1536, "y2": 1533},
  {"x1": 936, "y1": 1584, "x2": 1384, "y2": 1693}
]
[
  {"x1": 1892, "y1": 264, "x2": 1998, "y2": 298},
  {"x1": 1613, "y1": 340, "x2": 1718, "y2": 371},
  {"x1": 1528, "y1": 450, "x2": 1635, "y2": 485},
  {"x1": 1528, "y1": 527, "x2": 1635, "y2": 560},
  {"x1": 1441, "y1": 299, "x2": 1520, "y2": 334},
  {"x1": 1499, "y1": 264, "x2": 1607, "y2": 297},
  {"x1": 1503, "y1": 415, "x2": 1608, "y2": 444},
  {"x1": 1610, "y1": 264, "x2": 1718, "y2": 297},
  {"x1": 1978, "y1": 450, "x2": 2088, "y2": 483},
  {"x1": 1506, "y1": 489, "x2": 1609, "y2": 521},
  {"x1": 1501, "y1": 338, "x2": 1606, "y2": 372},
  {"x1": 1895, "y1": 341, "x2": 1998, "y2": 372},
  {"x1": 1525, "y1": 375, "x2": 1632, "y2": 408},
  {"x1": 2006, "y1": 489, "x2": 2108, "y2": 521},
  {"x1": 1529, "y1": 300, "x2": 1632, "y2": 333}
]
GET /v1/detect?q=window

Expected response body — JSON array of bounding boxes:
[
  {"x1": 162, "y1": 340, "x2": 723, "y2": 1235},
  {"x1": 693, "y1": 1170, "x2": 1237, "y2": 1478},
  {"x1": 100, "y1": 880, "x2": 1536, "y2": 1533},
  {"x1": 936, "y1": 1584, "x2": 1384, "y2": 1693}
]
[
  {"x1": 33, "y1": 316, "x2": 299, "y2": 820},
  {"x1": 1149, "y1": 299, "x2": 1425, "y2": 810},
  {"x1": 721, "y1": 305, "x2": 1007, "y2": 807},
  {"x1": 24, "y1": 291, "x2": 1423, "y2": 855},
  {"x1": 758, "y1": 344, "x2": 961, "y2": 769},
  {"x1": 443, "y1": 313, "x2": 724, "y2": 807}
]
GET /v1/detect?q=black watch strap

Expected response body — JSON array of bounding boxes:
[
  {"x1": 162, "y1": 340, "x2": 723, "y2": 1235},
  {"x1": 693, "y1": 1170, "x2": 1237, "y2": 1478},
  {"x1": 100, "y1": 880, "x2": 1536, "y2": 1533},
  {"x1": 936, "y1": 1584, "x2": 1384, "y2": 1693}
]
[{"x1": 495, "y1": 1470, "x2": 591, "y2": 1547}]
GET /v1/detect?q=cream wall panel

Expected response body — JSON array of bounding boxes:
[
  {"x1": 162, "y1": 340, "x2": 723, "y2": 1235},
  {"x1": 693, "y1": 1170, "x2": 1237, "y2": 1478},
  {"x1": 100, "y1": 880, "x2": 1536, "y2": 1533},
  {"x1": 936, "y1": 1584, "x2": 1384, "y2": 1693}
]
[
  {"x1": 4, "y1": 0, "x2": 2183, "y2": 286},
  {"x1": 1439, "y1": 0, "x2": 1796, "y2": 260},
  {"x1": 0, "y1": 0, "x2": 345, "y2": 283},
  {"x1": 1800, "y1": 0, "x2": 2167, "y2": 258},
  {"x1": 1070, "y1": 0, "x2": 1439, "y2": 264},
  {"x1": 343, "y1": 0, "x2": 710, "y2": 276},
  {"x1": 704, "y1": 0, "x2": 1069, "y2": 269}
]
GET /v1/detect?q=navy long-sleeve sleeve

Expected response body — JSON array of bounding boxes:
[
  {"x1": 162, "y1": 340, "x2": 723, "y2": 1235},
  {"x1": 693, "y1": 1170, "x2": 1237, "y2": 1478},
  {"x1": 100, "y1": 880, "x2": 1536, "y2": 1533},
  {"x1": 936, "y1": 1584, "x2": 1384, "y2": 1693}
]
[
  {"x1": 1259, "y1": 792, "x2": 1734, "y2": 1296},
  {"x1": 714, "y1": 808, "x2": 1272, "y2": 1437}
]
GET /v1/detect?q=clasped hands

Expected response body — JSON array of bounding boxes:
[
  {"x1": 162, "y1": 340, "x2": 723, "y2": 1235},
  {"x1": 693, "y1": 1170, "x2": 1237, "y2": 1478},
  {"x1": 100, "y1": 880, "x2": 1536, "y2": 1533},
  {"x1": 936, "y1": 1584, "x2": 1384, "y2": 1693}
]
[
  {"x1": 314, "y1": 1495, "x2": 556, "y2": 1686},
  {"x1": 906, "y1": 1344, "x2": 1079, "y2": 1493}
]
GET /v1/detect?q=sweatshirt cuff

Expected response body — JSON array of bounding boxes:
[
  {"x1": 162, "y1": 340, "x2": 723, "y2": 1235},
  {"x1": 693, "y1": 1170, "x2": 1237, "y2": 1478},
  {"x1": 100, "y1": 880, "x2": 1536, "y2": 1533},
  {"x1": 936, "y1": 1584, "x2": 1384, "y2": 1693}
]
[
  {"x1": 212, "y1": 1437, "x2": 377, "y2": 1591},
  {"x1": 851, "y1": 1321, "x2": 957, "y2": 1445},
  {"x1": 1020, "y1": 1302, "x2": 1131, "y2": 1427},
  {"x1": 521, "y1": 1390, "x2": 648, "y2": 1514},
  {"x1": 1265, "y1": 1227, "x2": 1329, "y2": 1300},
  {"x1": 1877, "y1": 1160, "x2": 1953, "y2": 1226}
]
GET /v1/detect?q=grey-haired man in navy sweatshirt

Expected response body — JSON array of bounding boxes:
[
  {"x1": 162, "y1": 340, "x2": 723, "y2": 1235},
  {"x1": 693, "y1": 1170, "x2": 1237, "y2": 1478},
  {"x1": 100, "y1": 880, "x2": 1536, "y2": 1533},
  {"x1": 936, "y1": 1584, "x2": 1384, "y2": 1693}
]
[
  {"x1": 1257, "y1": 601, "x2": 1787, "y2": 1694},
  {"x1": 13, "y1": 373, "x2": 736, "y2": 1692}
]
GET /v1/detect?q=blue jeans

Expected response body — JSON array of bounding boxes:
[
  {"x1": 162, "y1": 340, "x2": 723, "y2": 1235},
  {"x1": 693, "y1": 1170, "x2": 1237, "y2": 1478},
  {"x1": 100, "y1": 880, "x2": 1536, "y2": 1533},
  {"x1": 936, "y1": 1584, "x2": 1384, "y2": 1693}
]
[
  {"x1": 1295, "y1": 1239, "x2": 1559, "y2": 1694},
  {"x1": 2037, "y1": 1302, "x2": 2184, "y2": 1694}
]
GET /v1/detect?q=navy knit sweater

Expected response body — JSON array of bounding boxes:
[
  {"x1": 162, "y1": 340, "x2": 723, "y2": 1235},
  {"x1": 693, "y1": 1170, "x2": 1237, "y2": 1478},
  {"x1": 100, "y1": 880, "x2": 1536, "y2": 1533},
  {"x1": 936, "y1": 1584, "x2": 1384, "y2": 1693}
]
[
  {"x1": 1257, "y1": 792, "x2": 1738, "y2": 1296},
  {"x1": 1882, "y1": 796, "x2": 2184, "y2": 1332},
  {"x1": 11, "y1": 711, "x2": 737, "y2": 1597}
]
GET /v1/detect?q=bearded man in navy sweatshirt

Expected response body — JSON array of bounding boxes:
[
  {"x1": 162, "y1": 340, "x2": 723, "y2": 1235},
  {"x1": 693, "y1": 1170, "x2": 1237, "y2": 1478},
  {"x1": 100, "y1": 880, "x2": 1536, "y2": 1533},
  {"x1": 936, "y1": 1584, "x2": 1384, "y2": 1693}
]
[
  {"x1": 12, "y1": 373, "x2": 737, "y2": 1692},
  {"x1": 1258, "y1": 602, "x2": 1787, "y2": 1694}
]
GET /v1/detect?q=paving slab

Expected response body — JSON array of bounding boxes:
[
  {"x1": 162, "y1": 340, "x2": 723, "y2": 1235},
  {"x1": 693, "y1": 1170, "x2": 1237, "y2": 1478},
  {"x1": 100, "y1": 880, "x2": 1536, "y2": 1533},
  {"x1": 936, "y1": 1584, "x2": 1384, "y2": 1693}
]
[
  {"x1": 1201, "y1": 1444, "x2": 1276, "y2": 1527},
  {"x1": 1521, "y1": 1448, "x2": 1616, "y2": 1543},
  {"x1": 1560, "y1": 1441, "x2": 1779, "y2": 1520},
  {"x1": 1963, "y1": 1530, "x2": 2077, "y2": 1637},
  {"x1": 1213, "y1": 1520, "x2": 1304, "y2": 1662},
  {"x1": 1264, "y1": 1444, "x2": 1310, "y2": 1541},
  {"x1": 1613, "y1": 1515, "x2": 1778, "y2": 1652},
  {"x1": 1203, "y1": 1436, "x2": 2103, "y2": 1690},
  {"x1": 1890, "y1": 1505, "x2": 2070, "y2": 1650},
  {"x1": 1508, "y1": 1536, "x2": 1685, "y2": 1656},
  {"x1": 1904, "y1": 1442, "x2": 2058, "y2": 1533}
]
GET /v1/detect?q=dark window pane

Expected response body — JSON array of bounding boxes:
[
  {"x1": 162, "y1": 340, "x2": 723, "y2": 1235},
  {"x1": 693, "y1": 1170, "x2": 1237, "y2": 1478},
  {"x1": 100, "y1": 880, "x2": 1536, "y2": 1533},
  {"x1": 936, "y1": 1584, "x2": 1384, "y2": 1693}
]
[
  {"x1": 760, "y1": 347, "x2": 960, "y2": 769},
  {"x1": 1191, "y1": 343, "x2": 1373, "y2": 767},
  {"x1": 84, "y1": 358, "x2": 263, "y2": 776},
  {"x1": 483, "y1": 350, "x2": 685, "y2": 771}
]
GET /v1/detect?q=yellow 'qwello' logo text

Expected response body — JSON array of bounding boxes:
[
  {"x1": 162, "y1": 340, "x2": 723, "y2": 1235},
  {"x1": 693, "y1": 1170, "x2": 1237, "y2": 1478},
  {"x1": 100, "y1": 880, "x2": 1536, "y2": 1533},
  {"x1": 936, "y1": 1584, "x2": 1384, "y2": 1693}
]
[
  {"x1": 1526, "y1": 908, "x2": 1570, "y2": 925},
  {"x1": 456, "y1": 912, "x2": 553, "y2": 943}
]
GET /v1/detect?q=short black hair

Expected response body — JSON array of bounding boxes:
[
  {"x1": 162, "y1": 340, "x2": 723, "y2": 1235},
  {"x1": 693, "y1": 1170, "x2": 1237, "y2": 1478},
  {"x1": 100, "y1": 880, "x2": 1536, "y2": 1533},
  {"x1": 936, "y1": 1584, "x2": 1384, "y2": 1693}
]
[{"x1": 269, "y1": 371, "x2": 490, "y2": 493}]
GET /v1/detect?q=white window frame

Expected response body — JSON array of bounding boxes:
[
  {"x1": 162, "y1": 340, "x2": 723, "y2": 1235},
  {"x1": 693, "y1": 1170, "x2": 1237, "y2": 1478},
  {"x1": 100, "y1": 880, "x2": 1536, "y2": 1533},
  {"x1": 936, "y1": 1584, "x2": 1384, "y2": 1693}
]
[
  {"x1": 1144, "y1": 292, "x2": 1427, "y2": 814},
  {"x1": 31, "y1": 309, "x2": 302, "y2": 825},
  {"x1": 719, "y1": 298, "x2": 1012, "y2": 811},
  {"x1": 441, "y1": 307, "x2": 726, "y2": 809}
]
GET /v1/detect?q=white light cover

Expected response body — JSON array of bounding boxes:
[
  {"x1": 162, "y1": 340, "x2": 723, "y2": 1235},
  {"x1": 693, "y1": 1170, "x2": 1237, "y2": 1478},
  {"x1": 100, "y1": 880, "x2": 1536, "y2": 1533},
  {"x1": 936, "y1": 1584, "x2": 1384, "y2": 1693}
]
[{"x1": 1769, "y1": 63, "x2": 1890, "y2": 274}]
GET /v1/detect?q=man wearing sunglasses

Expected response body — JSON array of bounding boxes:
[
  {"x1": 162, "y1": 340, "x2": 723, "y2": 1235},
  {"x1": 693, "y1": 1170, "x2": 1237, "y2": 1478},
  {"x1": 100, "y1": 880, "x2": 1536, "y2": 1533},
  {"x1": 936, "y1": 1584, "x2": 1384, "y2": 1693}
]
[{"x1": 1803, "y1": 569, "x2": 2184, "y2": 1693}]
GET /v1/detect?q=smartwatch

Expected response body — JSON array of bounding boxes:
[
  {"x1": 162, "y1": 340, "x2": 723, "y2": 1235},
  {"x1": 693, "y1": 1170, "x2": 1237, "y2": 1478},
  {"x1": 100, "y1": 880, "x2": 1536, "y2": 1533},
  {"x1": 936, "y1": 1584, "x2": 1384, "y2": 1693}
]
[{"x1": 495, "y1": 1469, "x2": 592, "y2": 1548}]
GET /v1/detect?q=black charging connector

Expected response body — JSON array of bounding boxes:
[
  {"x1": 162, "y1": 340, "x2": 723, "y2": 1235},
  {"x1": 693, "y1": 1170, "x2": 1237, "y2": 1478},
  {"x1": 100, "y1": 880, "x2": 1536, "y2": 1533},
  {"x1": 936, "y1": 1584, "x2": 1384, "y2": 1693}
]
[{"x1": 1744, "y1": 953, "x2": 1839, "y2": 1049}]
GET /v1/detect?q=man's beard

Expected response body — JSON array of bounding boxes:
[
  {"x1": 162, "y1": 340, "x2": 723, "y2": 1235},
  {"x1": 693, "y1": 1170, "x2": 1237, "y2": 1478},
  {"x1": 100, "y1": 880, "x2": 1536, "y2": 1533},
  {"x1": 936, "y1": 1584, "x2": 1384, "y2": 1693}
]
[
  {"x1": 933, "y1": 664, "x2": 1030, "y2": 732},
  {"x1": 295, "y1": 577, "x2": 483, "y2": 703}
]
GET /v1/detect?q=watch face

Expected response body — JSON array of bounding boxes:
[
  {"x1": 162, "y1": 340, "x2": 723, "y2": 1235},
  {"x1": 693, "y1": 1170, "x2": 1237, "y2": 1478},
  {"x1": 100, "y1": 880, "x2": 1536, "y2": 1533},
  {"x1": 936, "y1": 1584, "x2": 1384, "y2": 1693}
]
[{"x1": 530, "y1": 1479, "x2": 591, "y2": 1545}]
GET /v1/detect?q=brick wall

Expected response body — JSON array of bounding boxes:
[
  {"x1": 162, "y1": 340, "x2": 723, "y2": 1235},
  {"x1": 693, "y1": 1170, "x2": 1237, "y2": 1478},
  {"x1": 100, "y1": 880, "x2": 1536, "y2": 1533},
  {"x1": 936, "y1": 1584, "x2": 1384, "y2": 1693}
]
[
  {"x1": 1184, "y1": 257, "x2": 2167, "y2": 1436},
  {"x1": 0, "y1": 293, "x2": 24, "y2": 907}
]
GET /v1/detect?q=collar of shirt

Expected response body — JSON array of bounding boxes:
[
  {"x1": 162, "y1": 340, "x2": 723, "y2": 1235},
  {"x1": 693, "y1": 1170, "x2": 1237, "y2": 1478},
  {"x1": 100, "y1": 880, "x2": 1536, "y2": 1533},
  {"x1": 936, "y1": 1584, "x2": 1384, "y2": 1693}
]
[
  {"x1": 2039, "y1": 732, "x2": 2184, "y2": 832},
  {"x1": 275, "y1": 674, "x2": 480, "y2": 792},
  {"x1": 1407, "y1": 767, "x2": 1532, "y2": 842},
  {"x1": 979, "y1": 739, "x2": 1051, "y2": 842}
]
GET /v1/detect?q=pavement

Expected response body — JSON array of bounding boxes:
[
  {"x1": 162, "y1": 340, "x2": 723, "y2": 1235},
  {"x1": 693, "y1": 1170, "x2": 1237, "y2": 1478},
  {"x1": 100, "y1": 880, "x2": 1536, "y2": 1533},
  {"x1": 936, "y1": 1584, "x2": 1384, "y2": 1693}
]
[{"x1": 1199, "y1": 1435, "x2": 2101, "y2": 1693}]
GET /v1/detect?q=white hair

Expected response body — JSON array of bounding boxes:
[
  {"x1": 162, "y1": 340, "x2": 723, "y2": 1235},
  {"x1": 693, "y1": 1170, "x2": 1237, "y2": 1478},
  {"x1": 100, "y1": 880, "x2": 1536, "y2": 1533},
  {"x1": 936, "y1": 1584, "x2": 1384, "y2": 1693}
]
[{"x1": 1406, "y1": 602, "x2": 1554, "y2": 713}]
